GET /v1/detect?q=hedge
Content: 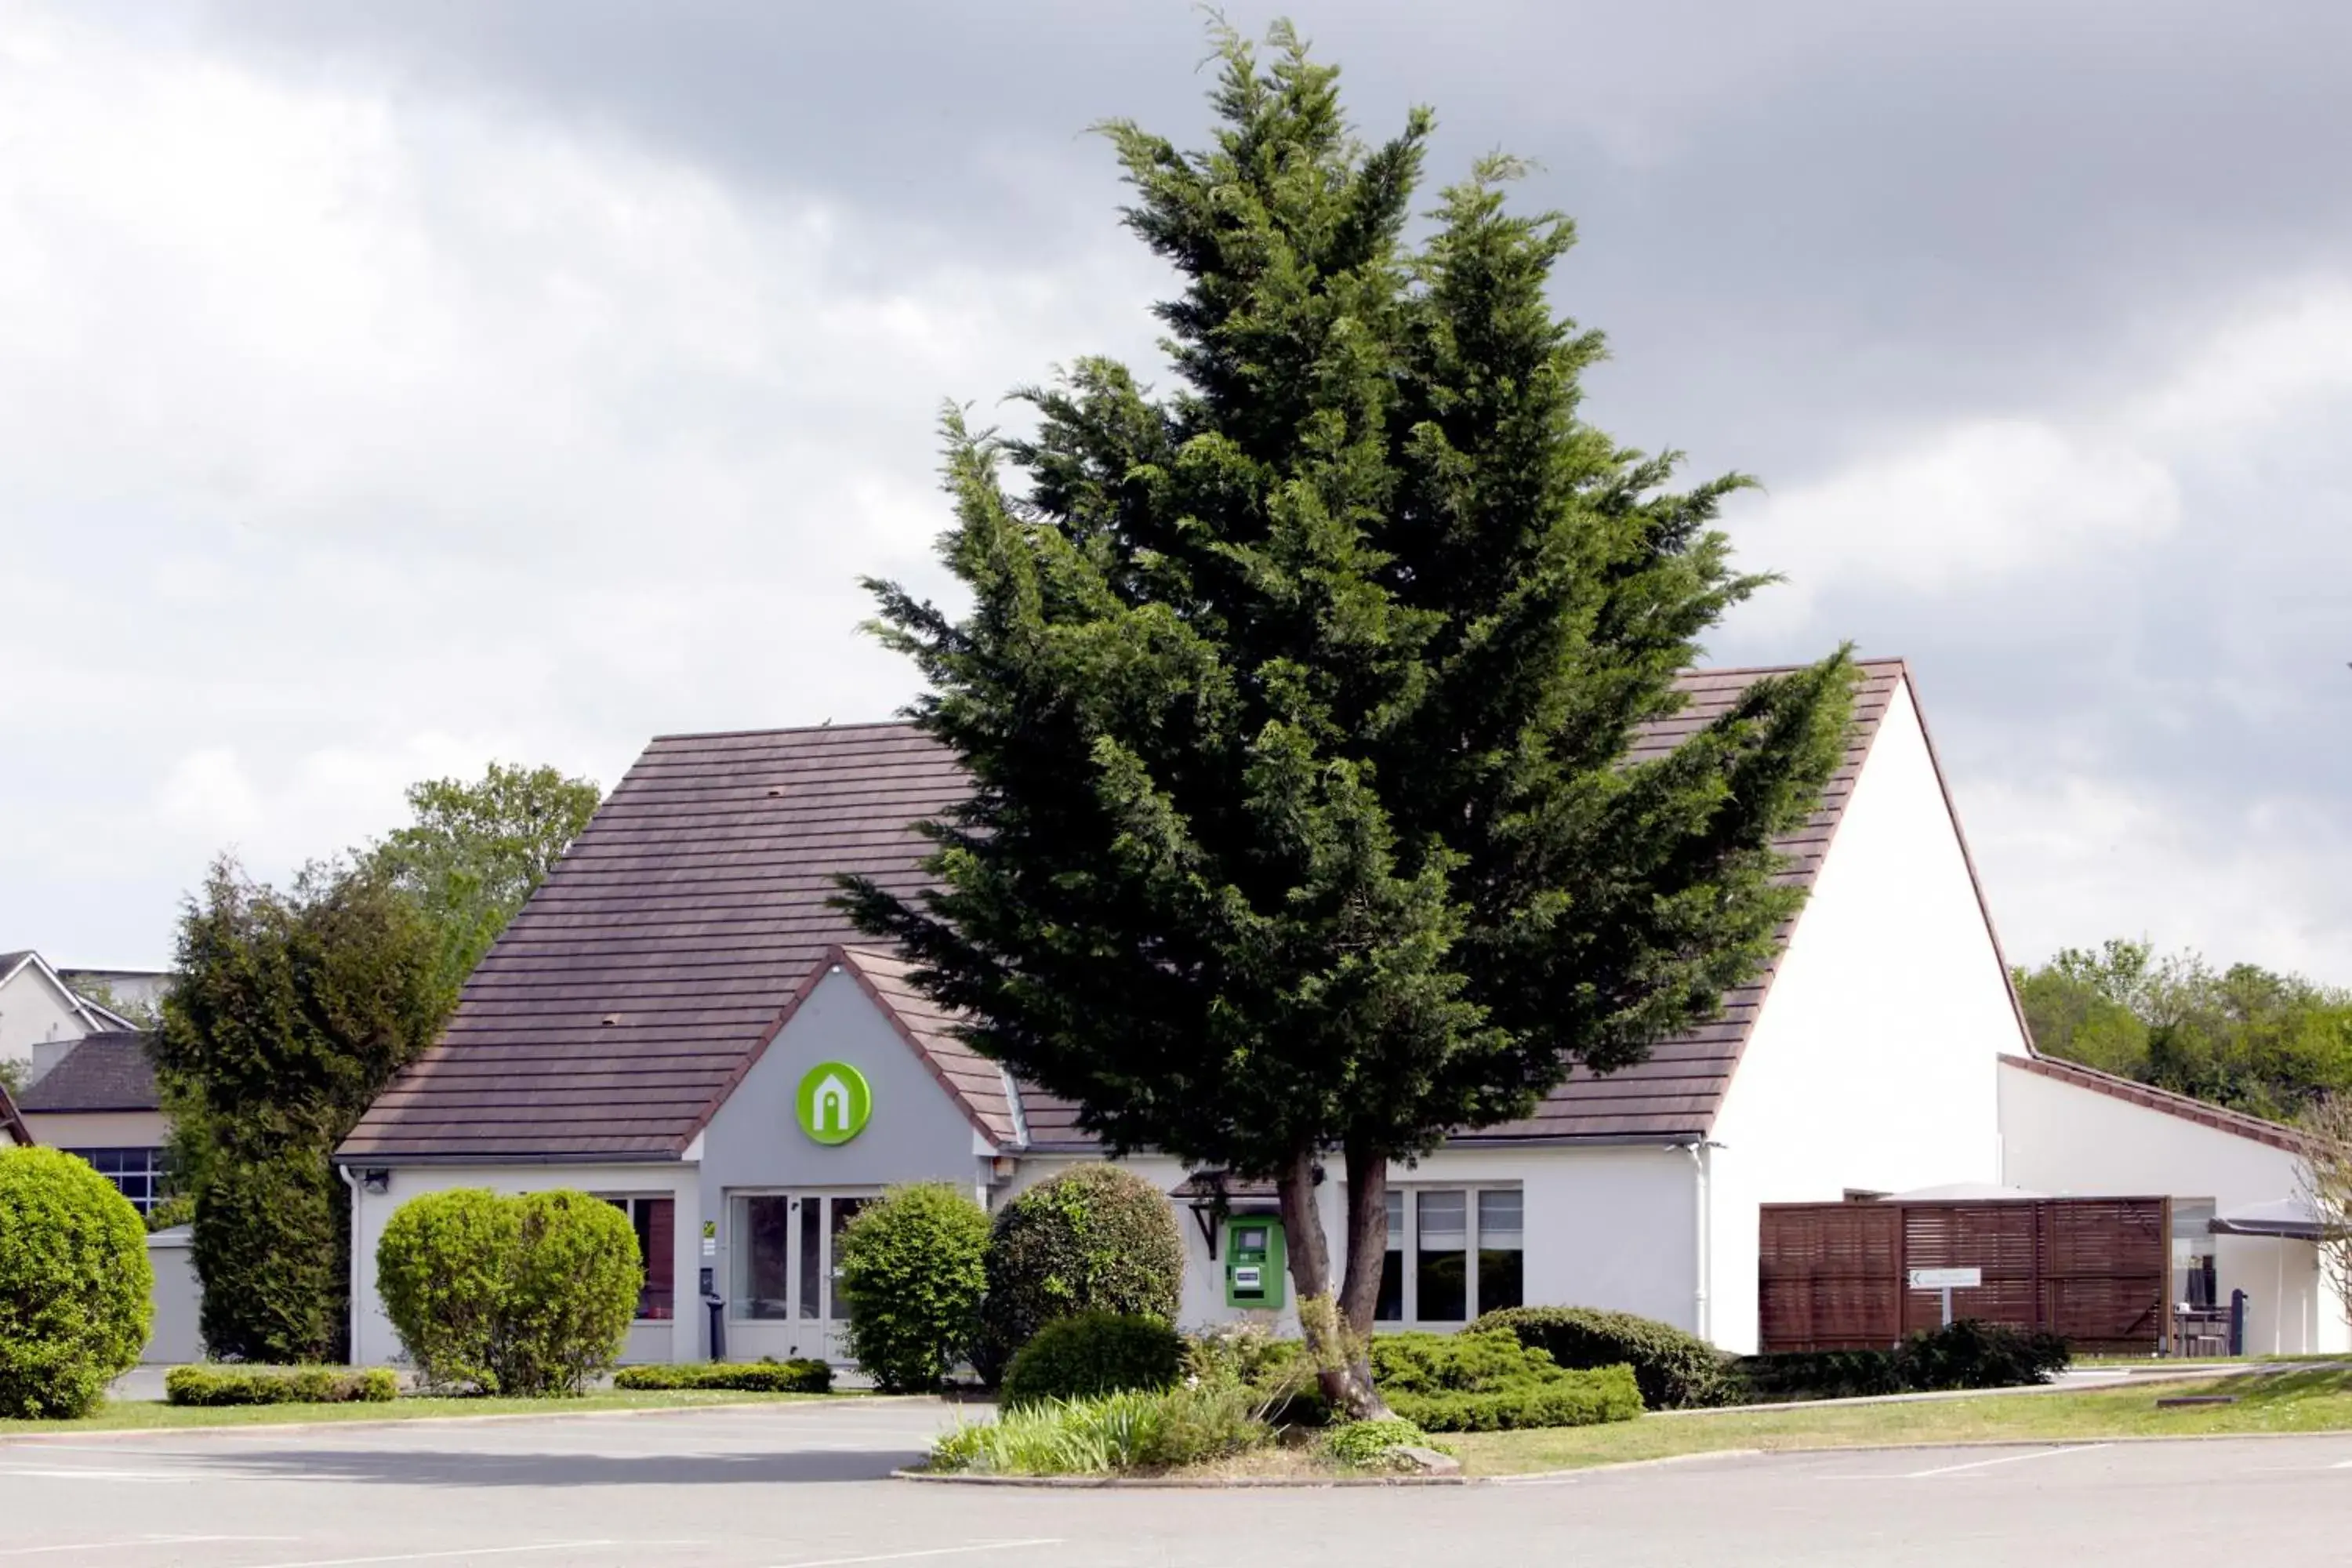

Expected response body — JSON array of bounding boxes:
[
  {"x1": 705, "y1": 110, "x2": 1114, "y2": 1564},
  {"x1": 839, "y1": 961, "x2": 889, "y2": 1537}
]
[
  {"x1": 1473, "y1": 1305, "x2": 1733, "y2": 1409},
  {"x1": 833, "y1": 1183, "x2": 990, "y2": 1392},
  {"x1": 979, "y1": 1163, "x2": 1184, "y2": 1381},
  {"x1": 165, "y1": 1366, "x2": 398, "y2": 1406},
  {"x1": 1736, "y1": 1320, "x2": 2073, "y2": 1403},
  {"x1": 1388, "y1": 1365, "x2": 1642, "y2": 1432},
  {"x1": 612, "y1": 1360, "x2": 833, "y2": 1394},
  {"x1": 193, "y1": 1149, "x2": 343, "y2": 1365},
  {"x1": 374, "y1": 1188, "x2": 641, "y2": 1396},
  {"x1": 1000, "y1": 1311, "x2": 1184, "y2": 1409},
  {"x1": 0, "y1": 1147, "x2": 154, "y2": 1418}
]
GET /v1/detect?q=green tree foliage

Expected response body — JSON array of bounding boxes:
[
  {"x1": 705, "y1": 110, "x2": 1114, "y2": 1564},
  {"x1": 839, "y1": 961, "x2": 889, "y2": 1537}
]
[
  {"x1": 0, "y1": 1147, "x2": 154, "y2": 1418},
  {"x1": 832, "y1": 1182, "x2": 990, "y2": 1393},
  {"x1": 374, "y1": 1188, "x2": 640, "y2": 1396},
  {"x1": 156, "y1": 858, "x2": 453, "y2": 1361},
  {"x1": 1000, "y1": 1310, "x2": 1185, "y2": 1408},
  {"x1": 980, "y1": 1163, "x2": 1185, "y2": 1377},
  {"x1": 366, "y1": 762, "x2": 602, "y2": 994},
  {"x1": 840, "y1": 23, "x2": 1853, "y2": 1416},
  {"x1": 2016, "y1": 939, "x2": 2352, "y2": 1121}
]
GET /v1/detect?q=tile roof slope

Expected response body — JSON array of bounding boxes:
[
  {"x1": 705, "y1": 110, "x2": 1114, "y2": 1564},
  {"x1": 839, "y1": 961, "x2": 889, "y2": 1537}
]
[
  {"x1": 339, "y1": 724, "x2": 967, "y2": 1160},
  {"x1": 837, "y1": 947, "x2": 1022, "y2": 1145},
  {"x1": 342, "y1": 662, "x2": 1904, "y2": 1162},
  {"x1": 13, "y1": 1031, "x2": 161, "y2": 1113},
  {"x1": 0, "y1": 1080, "x2": 27, "y2": 1146},
  {"x1": 2002, "y1": 1053, "x2": 2309, "y2": 1155}
]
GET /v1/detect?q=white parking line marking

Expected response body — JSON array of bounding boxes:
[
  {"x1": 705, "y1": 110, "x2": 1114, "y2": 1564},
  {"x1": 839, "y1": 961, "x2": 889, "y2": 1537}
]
[
  {"x1": 233, "y1": 1544, "x2": 615, "y2": 1568},
  {"x1": 1902, "y1": 1446, "x2": 2108, "y2": 1479},
  {"x1": 2330, "y1": 1457, "x2": 2352, "y2": 1468},
  {"x1": 0, "y1": 1544, "x2": 290, "y2": 1560},
  {"x1": 769, "y1": 1540, "x2": 1067, "y2": 1568}
]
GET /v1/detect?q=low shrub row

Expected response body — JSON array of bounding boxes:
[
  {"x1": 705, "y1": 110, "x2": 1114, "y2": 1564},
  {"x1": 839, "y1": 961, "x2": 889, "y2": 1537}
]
[
  {"x1": 1736, "y1": 1320, "x2": 2072, "y2": 1402},
  {"x1": 612, "y1": 1359, "x2": 833, "y2": 1394},
  {"x1": 1473, "y1": 1305, "x2": 1732, "y2": 1409},
  {"x1": 1387, "y1": 1364, "x2": 1640, "y2": 1432},
  {"x1": 165, "y1": 1366, "x2": 398, "y2": 1406}
]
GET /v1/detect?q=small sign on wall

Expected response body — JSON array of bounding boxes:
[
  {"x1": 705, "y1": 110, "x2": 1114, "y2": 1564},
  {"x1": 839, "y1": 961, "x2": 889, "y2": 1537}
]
[
  {"x1": 796, "y1": 1061, "x2": 873, "y2": 1145},
  {"x1": 1907, "y1": 1267, "x2": 1983, "y2": 1290}
]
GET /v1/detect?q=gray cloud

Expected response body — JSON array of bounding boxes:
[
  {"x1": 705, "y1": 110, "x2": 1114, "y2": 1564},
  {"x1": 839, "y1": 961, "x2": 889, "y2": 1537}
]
[{"x1": 7, "y1": 0, "x2": 2350, "y2": 982}]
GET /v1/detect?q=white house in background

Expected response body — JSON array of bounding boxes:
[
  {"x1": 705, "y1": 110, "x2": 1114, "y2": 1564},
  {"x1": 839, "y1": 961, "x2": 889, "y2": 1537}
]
[
  {"x1": 338, "y1": 659, "x2": 2053, "y2": 1363},
  {"x1": 0, "y1": 949, "x2": 138, "y2": 1084},
  {"x1": 13, "y1": 1033, "x2": 172, "y2": 1217},
  {"x1": 2002, "y1": 1054, "x2": 2350, "y2": 1356}
]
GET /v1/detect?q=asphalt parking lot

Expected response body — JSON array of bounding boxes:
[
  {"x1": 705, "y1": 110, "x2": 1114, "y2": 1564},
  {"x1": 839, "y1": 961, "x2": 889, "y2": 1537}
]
[{"x1": 5, "y1": 1402, "x2": 2351, "y2": 1567}]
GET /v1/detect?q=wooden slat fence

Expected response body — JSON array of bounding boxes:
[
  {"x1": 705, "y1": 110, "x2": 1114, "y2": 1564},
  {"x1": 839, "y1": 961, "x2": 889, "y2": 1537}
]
[{"x1": 1759, "y1": 1197, "x2": 2172, "y2": 1354}]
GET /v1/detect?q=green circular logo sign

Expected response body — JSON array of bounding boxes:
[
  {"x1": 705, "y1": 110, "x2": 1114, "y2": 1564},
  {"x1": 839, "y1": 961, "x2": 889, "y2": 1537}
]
[{"x1": 796, "y1": 1062, "x2": 873, "y2": 1145}]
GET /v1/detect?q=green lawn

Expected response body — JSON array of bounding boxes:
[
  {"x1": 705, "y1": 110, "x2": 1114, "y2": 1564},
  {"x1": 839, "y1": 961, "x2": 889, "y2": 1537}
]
[
  {"x1": 1450, "y1": 1367, "x2": 2352, "y2": 1475},
  {"x1": 0, "y1": 1388, "x2": 833, "y2": 1436}
]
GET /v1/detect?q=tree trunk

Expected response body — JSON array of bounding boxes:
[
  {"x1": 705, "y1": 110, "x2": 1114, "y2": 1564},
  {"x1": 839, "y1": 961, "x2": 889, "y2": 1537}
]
[
  {"x1": 1275, "y1": 1147, "x2": 1391, "y2": 1421},
  {"x1": 1335, "y1": 1137, "x2": 1390, "y2": 1403}
]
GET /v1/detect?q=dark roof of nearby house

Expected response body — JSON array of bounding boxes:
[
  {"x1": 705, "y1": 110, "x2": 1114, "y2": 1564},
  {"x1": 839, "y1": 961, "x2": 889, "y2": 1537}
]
[
  {"x1": 2000, "y1": 1053, "x2": 2309, "y2": 1156},
  {"x1": 15, "y1": 1032, "x2": 162, "y2": 1113},
  {"x1": 0, "y1": 1080, "x2": 28, "y2": 1146},
  {"x1": 341, "y1": 662, "x2": 1926, "y2": 1163}
]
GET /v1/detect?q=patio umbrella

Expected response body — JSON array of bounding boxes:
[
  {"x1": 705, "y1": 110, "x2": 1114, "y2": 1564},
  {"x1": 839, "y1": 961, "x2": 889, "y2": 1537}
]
[{"x1": 2209, "y1": 1197, "x2": 2328, "y2": 1354}]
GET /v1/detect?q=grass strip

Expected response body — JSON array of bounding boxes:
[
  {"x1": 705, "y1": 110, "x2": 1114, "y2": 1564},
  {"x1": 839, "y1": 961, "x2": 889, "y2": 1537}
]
[
  {"x1": 1450, "y1": 1367, "x2": 2352, "y2": 1475},
  {"x1": 0, "y1": 1388, "x2": 832, "y2": 1436}
]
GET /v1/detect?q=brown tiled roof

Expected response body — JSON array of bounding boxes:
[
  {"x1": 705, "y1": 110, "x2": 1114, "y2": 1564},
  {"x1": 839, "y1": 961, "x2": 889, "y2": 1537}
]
[
  {"x1": 2001, "y1": 1054, "x2": 2310, "y2": 1156},
  {"x1": 339, "y1": 724, "x2": 966, "y2": 1162},
  {"x1": 341, "y1": 662, "x2": 1918, "y2": 1162}
]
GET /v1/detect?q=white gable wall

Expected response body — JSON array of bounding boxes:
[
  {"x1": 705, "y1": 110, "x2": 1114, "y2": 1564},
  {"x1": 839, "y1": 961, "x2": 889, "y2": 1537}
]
[
  {"x1": 1706, "y1": 677, "x2": 2020, "y2": 1352},
  {"x1": 0, "y1": 959, "x2": 97, "y2": 1078},
  {"x1": 2000, "y1": 1062, "x2": 2350, "y2": 1355}
]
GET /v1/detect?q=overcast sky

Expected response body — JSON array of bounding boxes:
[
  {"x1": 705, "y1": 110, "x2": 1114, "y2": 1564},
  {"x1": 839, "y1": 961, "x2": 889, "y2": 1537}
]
[{"x1": 5, "y1": 1, "x2": 2350, "y2": 982}]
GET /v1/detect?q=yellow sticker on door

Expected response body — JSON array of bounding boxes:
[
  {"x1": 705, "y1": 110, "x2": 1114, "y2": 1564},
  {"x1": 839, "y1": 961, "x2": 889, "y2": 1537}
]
[{"x1": 796, "y1": 1062, "x2": 872, "y2": 1145}]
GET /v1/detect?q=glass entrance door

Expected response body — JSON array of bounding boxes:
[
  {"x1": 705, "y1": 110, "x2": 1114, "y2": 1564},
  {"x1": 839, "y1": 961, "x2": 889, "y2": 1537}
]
[{"x1": 729, "y1": 1191, "x2": 873, "y2": 1362}]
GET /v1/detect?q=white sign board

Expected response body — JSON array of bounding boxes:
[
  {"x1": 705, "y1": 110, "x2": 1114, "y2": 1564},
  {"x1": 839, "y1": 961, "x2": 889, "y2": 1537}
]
[{"x1": 1907, "y1": 1267, "x2": 1983, "y2": 1290}]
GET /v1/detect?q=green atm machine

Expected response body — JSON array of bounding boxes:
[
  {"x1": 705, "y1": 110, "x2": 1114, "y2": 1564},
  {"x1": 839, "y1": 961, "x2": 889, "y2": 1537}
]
[{"x1": 1221, "y1": 1214, "x2": 1287, "y2": 1310}]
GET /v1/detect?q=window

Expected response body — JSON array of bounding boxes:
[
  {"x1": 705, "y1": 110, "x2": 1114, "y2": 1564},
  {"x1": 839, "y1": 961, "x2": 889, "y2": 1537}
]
[
  {"x1": 1375, "y1": 1189, "x2": 1404, "y2": 1322},
  {"x1": 729, "y1": 1192, "x2": 872, "y2": 1323},
  {"x1": 602, "y1": 1196, "x2": 675, "y2": 1321},
  {"x1": 63, "y1": 1148, "x2": 162, "y2": 1215},
  {"x1": 1378, "y1": 1185, "x2": 1523, "y2": 1324}
]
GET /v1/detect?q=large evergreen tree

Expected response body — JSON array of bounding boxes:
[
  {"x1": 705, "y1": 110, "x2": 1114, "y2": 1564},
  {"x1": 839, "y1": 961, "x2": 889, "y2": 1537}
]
[{"x1": 841, "y1": 24, "x2": 1854, "y2": 1414}]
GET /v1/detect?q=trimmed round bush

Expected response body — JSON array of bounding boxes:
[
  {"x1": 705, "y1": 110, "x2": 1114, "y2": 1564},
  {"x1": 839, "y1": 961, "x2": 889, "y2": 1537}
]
[
  {"x1": 1473, "y1": 1305, "x2": 1733, "y2": 1409},
  {"x1": 499, "y1": 1192, "x2": 642, "y2": 1396},
  {"x1": 833, "y1": 1182, "x2": 989, "y2": 1393},
  {"x1": 980, "y1": 1163, "x2": 1184, "y2": 1380},
  {"x1": 1000, "y1": 1310, "x2": 1184, "y2": 1409},
  {"x1": 0, "y1": 1146, "x2": 154, "y2": 1418},
  {"x1": 373, "y1": 1188, "x2": 640, "y2": 1396},
  {"x1": 378, "y1": 1188, "x2": 518, "y2": 1392}
]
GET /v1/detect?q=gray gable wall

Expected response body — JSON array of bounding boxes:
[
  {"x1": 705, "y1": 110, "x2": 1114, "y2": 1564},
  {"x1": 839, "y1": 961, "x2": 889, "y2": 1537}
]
[{"x1": 695, "y1": 964, "x2": 988, "y2": 1226}]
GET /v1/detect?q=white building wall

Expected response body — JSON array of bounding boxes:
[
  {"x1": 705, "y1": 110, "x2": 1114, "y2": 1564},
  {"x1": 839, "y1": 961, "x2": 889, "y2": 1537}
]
[
  {"x1": 2000, "y1": 1062, "x2": 2351, "y2": 1356},
  {"x1": 1007, "y1": 1144, "x2": 1698, "y2": 1338},
  {"x1": 347, "y1": 1160, "x2": 701, "y2": 1368},
  {"x1": 19, "y1": 1109, "x2": 169, "y2": 1150},
  {"x1": 0, "y1": 964, "x2": 94, "y2": 1077},
  {"x1": 1705, "y1": 679, "x2": 2020, "y2": 1352}
]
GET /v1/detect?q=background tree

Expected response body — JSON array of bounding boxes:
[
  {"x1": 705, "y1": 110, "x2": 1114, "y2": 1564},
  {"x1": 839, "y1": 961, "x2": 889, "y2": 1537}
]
[
  {"x1": 2301, "y1": 1093, "x2": 2352, "y2": 1332},
  {"x1": 843, "y1": 24, "x2": 1853, "y2": 1416},
  {"x1": 366, "y1": 762, "x2": 602, "y2": 996},
  {"x1": 2016, "y1": 940, "x2": 2352, "y2": 1120},
  {"x1": 156, "y1": 858, "x2": 452, "y2": 1360},
  {"x1": 153, "y1": 761, "x2": 598, "y2": 1356}
]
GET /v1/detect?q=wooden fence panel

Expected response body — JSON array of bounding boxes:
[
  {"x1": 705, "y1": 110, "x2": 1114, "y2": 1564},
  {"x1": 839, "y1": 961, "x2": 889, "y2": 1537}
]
[{"x1": 1759, "y1": 1197, "x2": 2170, "y2": 1354}]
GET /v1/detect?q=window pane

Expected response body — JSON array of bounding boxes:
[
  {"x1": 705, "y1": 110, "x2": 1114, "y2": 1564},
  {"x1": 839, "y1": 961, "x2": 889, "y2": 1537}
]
[
  {"x1": 798, "y1": 1198, "x2": 822, "y2": 1319},
  {"x1": 1416, "y1": 1190, "x2": 1467, "y2": 1322},
  {"x1": 639, "y1": 1199, "x2": 676, "y2": 1321},
  {"x1": 734, "y1": 1196, "x2": 793, "y2": 1319},
  {"x1": 825, "y1": 1197, "x2": 867, "y2": 1322},
  {"x1": 1477, "y1": 1189, "x2": 1523, "y2": 1245},
  {"x1": 1376, "y1": 1189, "x2": 1405, "y2": 1321}
]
